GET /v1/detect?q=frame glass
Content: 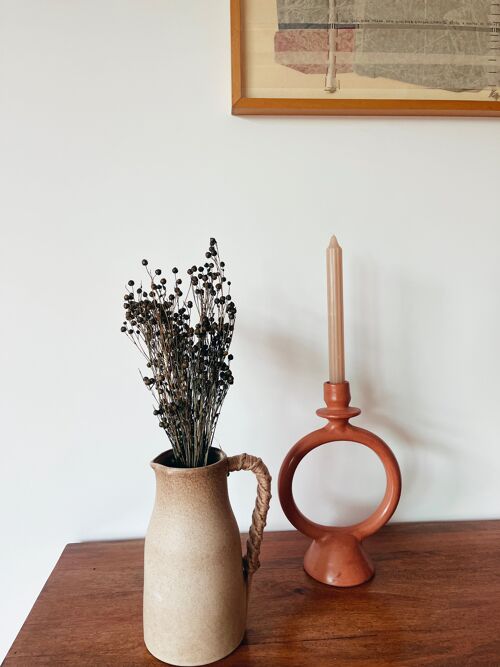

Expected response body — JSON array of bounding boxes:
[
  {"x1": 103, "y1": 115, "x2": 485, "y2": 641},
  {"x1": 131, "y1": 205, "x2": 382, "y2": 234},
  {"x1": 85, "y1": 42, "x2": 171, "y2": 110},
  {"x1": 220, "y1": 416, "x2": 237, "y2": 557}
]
[{"x1": 231, "y1": 0, "x2": 500, "y2": 116}]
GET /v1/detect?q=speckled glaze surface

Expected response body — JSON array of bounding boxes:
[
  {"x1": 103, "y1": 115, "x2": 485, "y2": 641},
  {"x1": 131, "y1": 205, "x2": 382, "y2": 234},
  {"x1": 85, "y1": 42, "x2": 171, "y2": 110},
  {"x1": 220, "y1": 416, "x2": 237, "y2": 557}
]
[{"x1": 143, "y1": 449, "x2": 247, "y2": 666}]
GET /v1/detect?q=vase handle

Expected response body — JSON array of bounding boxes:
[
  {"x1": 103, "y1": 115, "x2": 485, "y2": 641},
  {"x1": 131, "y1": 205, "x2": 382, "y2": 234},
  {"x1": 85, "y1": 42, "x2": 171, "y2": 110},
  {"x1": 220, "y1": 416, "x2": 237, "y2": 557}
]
[{"x1": 227, "y1": 454, "x2": 272, "y2": 581}]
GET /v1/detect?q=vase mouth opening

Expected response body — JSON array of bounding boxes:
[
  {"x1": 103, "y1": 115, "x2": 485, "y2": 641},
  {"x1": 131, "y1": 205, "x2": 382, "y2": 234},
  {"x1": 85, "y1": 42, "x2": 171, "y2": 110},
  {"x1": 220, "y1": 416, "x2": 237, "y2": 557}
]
[{"x1": 152, "y1": 447, "x2": 226, "y2": 471}]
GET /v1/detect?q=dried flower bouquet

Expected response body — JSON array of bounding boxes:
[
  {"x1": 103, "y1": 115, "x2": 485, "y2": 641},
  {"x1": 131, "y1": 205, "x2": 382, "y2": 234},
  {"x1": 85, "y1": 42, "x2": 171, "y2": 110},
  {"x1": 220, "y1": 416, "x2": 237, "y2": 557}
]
[{"x1": 122, "y1": 238, "x2": 236, "y2": 467}]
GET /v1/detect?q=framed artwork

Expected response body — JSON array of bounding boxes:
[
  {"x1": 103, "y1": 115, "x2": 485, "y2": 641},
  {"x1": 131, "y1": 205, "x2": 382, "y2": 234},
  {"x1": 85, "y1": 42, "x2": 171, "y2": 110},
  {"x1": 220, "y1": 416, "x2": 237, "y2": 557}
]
[{"x1": 231, "y1": 0, "x2": 500, "y2": 116}]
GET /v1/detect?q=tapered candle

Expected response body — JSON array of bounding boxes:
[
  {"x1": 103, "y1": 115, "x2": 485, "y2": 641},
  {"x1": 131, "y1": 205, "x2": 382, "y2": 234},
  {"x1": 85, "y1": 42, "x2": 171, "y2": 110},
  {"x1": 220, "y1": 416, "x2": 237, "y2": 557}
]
[{"x1": 327, "y1": 236, "x2": 345, "y2": 384}]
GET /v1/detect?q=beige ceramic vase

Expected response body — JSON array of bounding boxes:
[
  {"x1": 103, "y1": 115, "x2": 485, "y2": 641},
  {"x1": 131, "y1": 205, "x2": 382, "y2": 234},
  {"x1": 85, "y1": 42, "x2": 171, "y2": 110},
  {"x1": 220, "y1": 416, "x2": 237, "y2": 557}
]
[{"x1": 143, "y1": 447, "x2": 271, "y2": 666}]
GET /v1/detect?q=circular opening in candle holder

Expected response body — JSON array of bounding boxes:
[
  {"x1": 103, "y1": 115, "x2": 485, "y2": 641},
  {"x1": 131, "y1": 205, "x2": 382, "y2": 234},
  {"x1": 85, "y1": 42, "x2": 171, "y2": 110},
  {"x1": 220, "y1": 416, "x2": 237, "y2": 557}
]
[{"x1": 292, "y1": 441, "x2": 386, "y2": 528}]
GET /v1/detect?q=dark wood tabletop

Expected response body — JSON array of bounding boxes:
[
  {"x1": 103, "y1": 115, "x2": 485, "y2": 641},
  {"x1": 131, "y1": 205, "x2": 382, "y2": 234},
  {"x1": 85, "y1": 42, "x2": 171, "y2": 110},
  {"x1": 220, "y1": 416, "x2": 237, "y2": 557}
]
[{"x1": 4, "y1": 521, "x2": 500, "y2": 666}]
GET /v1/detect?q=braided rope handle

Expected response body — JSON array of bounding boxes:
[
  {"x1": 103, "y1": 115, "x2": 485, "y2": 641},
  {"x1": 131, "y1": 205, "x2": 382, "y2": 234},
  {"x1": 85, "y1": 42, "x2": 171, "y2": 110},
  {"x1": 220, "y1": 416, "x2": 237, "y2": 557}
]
[{"x1": 227, "y1": 453, "x2": 272, "y2": 579}]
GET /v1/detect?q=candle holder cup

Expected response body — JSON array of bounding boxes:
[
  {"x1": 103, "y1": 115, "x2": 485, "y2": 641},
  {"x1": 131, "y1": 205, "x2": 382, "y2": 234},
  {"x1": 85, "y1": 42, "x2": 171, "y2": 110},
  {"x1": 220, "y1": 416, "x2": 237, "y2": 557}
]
[{"x1": 278, "y1": 381, "x2": 401, "y2": 587}]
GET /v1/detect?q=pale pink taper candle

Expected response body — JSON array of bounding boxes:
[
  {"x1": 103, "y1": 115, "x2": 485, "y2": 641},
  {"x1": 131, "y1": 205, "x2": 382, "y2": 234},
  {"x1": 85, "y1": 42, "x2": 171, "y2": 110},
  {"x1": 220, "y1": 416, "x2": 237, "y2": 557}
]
[{"x1": 326, "y1": 236, "x2": 345, "y2": 384}]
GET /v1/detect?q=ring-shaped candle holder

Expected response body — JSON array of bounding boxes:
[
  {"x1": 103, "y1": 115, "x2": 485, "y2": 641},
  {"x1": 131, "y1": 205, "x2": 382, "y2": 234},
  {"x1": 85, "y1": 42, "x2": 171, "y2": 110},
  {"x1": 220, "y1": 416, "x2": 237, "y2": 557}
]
[{"x1": 278, "y1": 381, "x2": 402, "y2": 587}]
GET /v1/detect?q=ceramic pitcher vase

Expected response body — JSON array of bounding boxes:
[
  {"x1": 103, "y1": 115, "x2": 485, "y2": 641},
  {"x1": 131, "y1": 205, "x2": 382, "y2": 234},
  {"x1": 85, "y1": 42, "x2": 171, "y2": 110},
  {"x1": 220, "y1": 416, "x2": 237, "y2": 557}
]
[{"x1": 143, "y1": 448, "x2": 271, "y2": 666}]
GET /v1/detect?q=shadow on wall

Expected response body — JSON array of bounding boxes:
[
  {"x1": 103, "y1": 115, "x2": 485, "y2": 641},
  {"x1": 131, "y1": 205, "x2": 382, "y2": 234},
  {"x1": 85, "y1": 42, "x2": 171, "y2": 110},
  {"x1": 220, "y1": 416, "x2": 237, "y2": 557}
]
[
  {"x1": 238, "y1": 259, "x2": 461, "y2": 526},
  {"x1": 351, "y1": 259, "x2": 461, "y2": 519}
]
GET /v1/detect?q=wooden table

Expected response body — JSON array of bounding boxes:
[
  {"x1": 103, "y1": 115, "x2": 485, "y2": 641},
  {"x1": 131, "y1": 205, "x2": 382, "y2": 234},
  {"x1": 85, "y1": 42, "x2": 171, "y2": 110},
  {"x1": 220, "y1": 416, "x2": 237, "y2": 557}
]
[{"x1": 4, "y1": 521, "x2": 500, "y2": 666}]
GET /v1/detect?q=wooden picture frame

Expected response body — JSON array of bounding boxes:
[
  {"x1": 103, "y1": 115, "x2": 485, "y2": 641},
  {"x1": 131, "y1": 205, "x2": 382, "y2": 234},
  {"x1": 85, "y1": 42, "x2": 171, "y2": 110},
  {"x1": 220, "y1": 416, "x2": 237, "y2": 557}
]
[{"x1": 231, "y1": 0, "x2": 500, "y2": 117}]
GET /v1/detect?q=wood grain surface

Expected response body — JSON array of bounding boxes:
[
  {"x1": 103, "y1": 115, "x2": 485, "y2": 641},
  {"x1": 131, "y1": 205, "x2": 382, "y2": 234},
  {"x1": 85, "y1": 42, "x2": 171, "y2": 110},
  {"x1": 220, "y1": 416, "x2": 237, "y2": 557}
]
[{"x1": 4, "y1": 521, "x2": 500, "y2": 666}]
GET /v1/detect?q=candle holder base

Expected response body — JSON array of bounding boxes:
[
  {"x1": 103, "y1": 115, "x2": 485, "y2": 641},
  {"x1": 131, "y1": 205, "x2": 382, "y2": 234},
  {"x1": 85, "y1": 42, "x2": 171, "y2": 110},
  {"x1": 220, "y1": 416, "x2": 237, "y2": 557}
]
[
  {"x1": 304, "y1": 532, "x2": 374, "y2": 587},
  {"x1": 278, "y1": 381, "x2": 401, "y2": 587}
]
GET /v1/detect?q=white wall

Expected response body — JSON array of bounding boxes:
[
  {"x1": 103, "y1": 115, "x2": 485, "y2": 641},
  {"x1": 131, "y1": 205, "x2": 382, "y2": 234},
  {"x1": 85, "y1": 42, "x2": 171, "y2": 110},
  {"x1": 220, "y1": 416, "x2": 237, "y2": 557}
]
[{"x1": 1, "y1": 0, "x2": 500, "y2": 659}]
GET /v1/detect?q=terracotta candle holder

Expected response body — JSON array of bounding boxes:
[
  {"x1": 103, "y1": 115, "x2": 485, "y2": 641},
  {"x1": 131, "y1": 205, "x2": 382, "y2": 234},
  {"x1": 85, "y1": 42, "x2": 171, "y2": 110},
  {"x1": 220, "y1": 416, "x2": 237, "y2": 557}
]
[{"x1": 278, "y1": 381, "x2": 402, "y2": 587}]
